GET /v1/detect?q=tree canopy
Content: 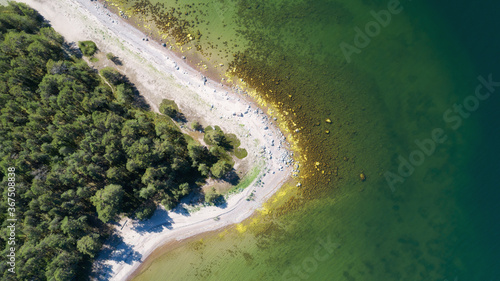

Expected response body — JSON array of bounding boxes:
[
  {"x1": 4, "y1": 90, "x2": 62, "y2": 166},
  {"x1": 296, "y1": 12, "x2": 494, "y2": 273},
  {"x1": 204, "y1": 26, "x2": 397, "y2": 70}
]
[
  {"x1": 78, "y1": 40, "x2": 97, "y2": 57},
  {"x1": 159, "y1": 98, "x2": 179, "y2": 118},
  {"x1": 91, "y1": 184, "x2": 124, "y2": 223},
  {"x1": 0, "y1": 3, "x2": 230, "y2": 280},
  {"x1": 210, "y1": 160, "x2": 232, "y2": 179}
]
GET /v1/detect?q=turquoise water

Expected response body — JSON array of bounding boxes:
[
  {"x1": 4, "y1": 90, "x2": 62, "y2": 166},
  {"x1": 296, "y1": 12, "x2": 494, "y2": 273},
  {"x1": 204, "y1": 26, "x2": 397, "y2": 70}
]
[{"x1": 129, "y1": 0, "x2": 500, "y2": 280}]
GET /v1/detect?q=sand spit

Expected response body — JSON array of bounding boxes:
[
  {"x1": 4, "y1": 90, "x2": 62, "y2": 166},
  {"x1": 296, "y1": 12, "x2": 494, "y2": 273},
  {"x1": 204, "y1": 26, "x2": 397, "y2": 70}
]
[{"x1": 15, "y1": 0, "x2": 294, "y2": 280}]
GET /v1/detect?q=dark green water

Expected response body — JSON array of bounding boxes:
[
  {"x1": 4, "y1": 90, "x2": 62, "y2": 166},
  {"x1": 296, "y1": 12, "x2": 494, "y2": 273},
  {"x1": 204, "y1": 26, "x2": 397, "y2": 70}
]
[{"x1": 130, "y1": 0, "x2": 500, "y2": 280}]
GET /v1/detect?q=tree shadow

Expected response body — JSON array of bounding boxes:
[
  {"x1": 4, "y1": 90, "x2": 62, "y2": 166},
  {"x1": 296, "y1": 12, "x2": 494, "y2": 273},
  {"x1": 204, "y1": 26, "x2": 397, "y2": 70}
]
[
  {"x1": 213, "y1": 195, "x2": 227, "y2": 209},
  {"x1": 92, "y1": 262, "x2": 113, "y2": 281},
  {"x1": 218, "y1": 139, "x2": 234, "y2": 151},
  {"x1": 92, "y1": 233, "x2": 143, "y2": 280},
  {"x1": 171, "y1": 203, "x2": 191, "y2": 217},
  {"x1": 108, "y1": 235, "x2": 142, "y2": 264},
  {"x1": 132, "y1": 207, "x2": 173, "y2": 233},
  {"x1": 63, "y1": 41, "x2": 82, "y2": 59},
  {"x1": 110, "y1": 56, "x2": 123, "y2": 66},
  {"x1": 172, "y1": 111, "x2": 188, "y2": 124},
  {"x1": 224, "y1": 169, "x2": 240, "y2": 186},
  {"x1": 181, "y1": 186, "x2": 205, "y2": 205},
  {"x1": 120, "y1": 76, "x2": 150, "y2": 111}
]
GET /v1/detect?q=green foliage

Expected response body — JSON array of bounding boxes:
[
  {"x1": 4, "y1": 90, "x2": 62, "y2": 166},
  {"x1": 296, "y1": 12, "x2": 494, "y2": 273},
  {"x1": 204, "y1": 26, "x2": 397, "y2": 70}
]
[
  {"x1": 159, "y1": 98, "x2": 179, "y2": 118},
  {"x1": 198, "y1": 163, "x2": 210, "y2": 176},
  {"x1": 77, "y1": 234, "x2": 101, "y2": 257},
  {"x1": 0, "y1": 2, "x2": 46, "y2": 35},
  {"x1": 204, "y1": 127, "x2": 225, "y2": 145},
  {"x1": 45, "y1": 251, "x2": 79, "y2": 281},
  {"x1": 134, "y1": 201, "x2": 156, "y2": 220},
  {"x1": 78, "y1": 40, "x2": 97, "y2": 57},
  {"x1": 154, "y1": 114, "x2": 178, "y2": 135},
  {"x1": 61, "y1": 216, "x2": 85, "y2": 236},
  {"x1": 234, "y1": 147, "x2": 248, "y2": 159},
  {"x1": 204, "y1": 125, "x2": 246, "y2": 160},
  {"x1": 139, "y1": 184, "x2": 156, "y2": 199},
  {"x1": 225, "y1": 133, "x2": 241, "y2": 148},
  {"x1": 188, "y1": 144, "x2": 210, "y2": 166},
  {"x1": 179, "y1": 182, "x2": 190, "y2": 196},
  {"x1": 90, "y1": 57, "x2": 99, "y2": 63},
  {"x1": 210, "y1": 160, "x2": 232, "y2": 178},
  {"x1": 0, "y1": 4, "x2": 230, "y2": 279},
  {"x1": 106, "y1": 52, "x2": 121, "y2": 65},
  {"x1": 100, "y1": 67, "x2": 123, "y2": 86},
  {"x1": 209, "y1": 145, "x2": 227, "y2": 158},
  {"x1": 161, "y1": 196, "x2": 176, "y2": 210},
  {"x1": 191, "y1": 121, "x2": 202, "y2": 131},
  {"x1": 91, "y1": 184, "x2": 124, "y2": 223},
  {"x1": 227, "y1": 165, "x2": 261, "y2": 195},
  {"x1": 116, "y1": 83, "x2": 133, "y2": 104},
  {"x1": 204, "y1": 187, "x2": 220, "y2": 204}
]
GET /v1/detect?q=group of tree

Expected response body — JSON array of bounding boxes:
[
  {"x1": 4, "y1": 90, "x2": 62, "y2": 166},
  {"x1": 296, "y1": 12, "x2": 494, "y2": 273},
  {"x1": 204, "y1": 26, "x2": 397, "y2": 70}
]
[
  {"x1": 77, "y1": 40, "x2": 97, "y2": 57},
  {"x1": 203, "y1": 125, "x2": 248, "y2": 168},
  {"x1": 204, "y1": 187, "x2": 221, "y2": 204},
  {"x1": 159, "y1": 98, "x2": 180, "y2": 119},
  {"x1": 0, "y1": 3, "x2": 228, "y2": 280}
]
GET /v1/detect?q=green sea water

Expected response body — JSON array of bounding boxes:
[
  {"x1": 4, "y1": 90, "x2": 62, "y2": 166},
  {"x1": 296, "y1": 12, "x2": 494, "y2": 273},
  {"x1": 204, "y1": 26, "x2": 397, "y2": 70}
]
[{"x1": 129, "y1": 0, "x2": 500, "y2": 280}]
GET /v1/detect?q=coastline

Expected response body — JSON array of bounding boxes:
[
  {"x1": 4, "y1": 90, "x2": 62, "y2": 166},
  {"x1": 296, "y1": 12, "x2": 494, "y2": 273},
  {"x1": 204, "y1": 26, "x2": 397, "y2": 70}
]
[
  {"x1": 125, "y1": 209, "x2": 252, "y2": 281},
  {"x1": 96, "y1": 0, "x2": 236, "y2": 93},
  {"x1": 13, "y1": 0, "x2": 296, "y2": 280}
]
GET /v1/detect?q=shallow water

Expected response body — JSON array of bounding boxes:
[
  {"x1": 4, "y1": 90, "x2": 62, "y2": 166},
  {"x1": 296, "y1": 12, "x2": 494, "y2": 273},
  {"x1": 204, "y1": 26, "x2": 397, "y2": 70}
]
[{"x1": 129, "y1": 0, "x2": 500, "y2": 280}]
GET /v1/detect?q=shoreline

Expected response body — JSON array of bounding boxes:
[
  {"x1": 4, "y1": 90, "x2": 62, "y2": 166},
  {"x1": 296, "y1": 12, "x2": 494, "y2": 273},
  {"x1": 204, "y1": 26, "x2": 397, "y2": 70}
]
[
  {"x1": 96, "y1": 0, "x2": 236, "y2": 94},
  {"x1": 14, "y1": 0, "x2": 296, "y2": 280},
  {"x1": 125, "y1": 197, "x2": 259, "y2": 281}
]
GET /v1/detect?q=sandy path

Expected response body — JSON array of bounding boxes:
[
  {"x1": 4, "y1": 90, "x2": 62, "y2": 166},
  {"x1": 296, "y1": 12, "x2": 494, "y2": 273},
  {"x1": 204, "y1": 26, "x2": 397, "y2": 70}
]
[{"x1": 15, "y1": 0, "x2": 294, "y2": 280}]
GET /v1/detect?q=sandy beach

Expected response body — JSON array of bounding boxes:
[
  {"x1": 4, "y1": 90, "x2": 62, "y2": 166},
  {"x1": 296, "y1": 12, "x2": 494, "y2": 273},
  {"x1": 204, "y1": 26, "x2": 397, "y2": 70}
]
[{"x1": 14, "y1": 0, "x2": 294, "y2": 280}]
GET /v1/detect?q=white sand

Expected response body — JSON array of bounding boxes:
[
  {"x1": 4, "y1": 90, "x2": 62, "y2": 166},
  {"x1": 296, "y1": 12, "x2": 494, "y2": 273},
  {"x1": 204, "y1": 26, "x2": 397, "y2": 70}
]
[{"x1": 15, "y1": 0, "x2": 294, "y2": 280}]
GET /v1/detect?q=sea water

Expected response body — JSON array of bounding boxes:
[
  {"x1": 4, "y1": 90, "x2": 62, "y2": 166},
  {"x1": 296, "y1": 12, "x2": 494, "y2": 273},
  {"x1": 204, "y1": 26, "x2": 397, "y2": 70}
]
[{"x1": 130, "y1": 0, "x2": 500, "y2": 280}]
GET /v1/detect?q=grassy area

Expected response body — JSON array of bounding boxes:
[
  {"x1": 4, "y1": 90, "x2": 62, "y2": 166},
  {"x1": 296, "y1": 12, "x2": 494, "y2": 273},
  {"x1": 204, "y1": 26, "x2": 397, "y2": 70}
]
[
  {"x1": 183, "y1": 134, "x2": 199, "y2": 147},
  {"x1": 226, "y1": 165, "x2": 261, "y2": 195}
]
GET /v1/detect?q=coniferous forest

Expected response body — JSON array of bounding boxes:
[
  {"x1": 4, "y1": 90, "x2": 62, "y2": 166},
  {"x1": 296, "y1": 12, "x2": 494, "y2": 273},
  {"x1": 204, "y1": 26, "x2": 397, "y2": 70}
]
[{"x1": 0, "y1": 3, "x2": 227, "y2": 280}]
